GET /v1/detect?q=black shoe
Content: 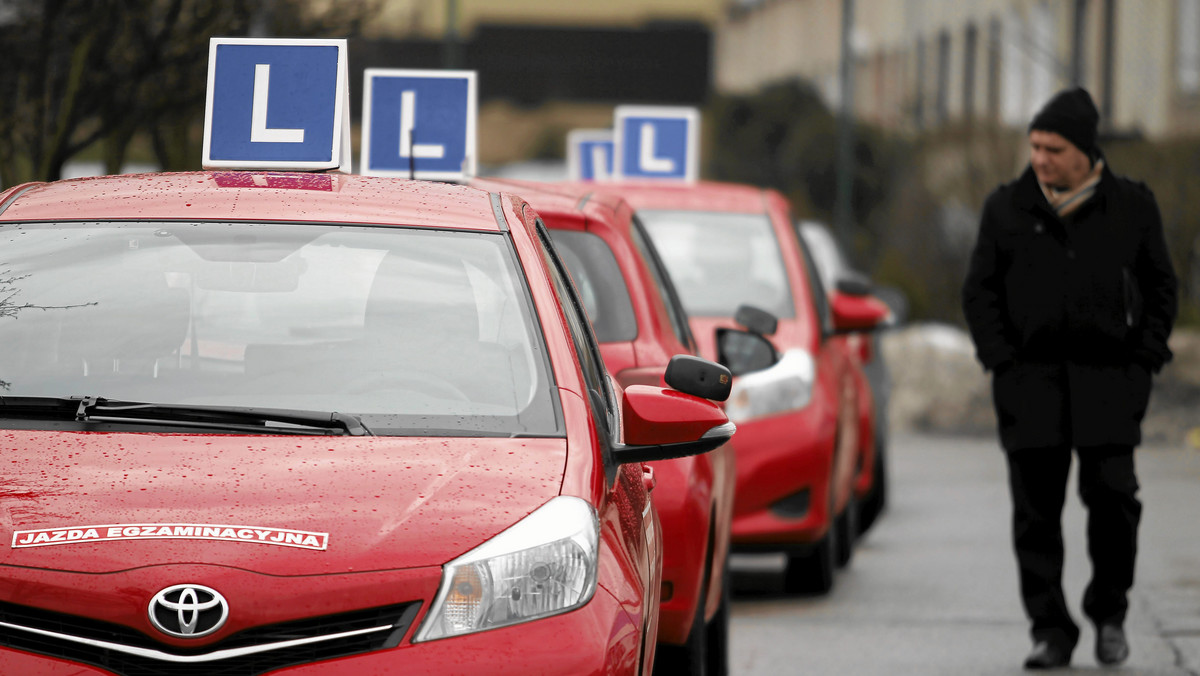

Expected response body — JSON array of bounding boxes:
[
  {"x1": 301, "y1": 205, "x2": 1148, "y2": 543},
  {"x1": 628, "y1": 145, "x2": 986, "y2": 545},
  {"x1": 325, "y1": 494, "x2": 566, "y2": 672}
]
[
  {"x1": 1024, "y1": 641, "x2": 1073, "y2": 670},
  {"x1": 1096, "y1": 624, "x2": 1129, "y2": 666}
]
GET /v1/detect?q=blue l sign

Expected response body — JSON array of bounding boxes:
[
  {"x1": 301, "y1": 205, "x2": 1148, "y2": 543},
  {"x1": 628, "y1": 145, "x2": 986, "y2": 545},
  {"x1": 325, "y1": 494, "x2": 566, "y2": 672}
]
[
  {"x1": 203, "y1": 38, "x2": 350, "y2": 171},
  {"x1": 613, "y1": 106, "x2": 700, "y2": 182},
  {"x1": 566, "y1": 129, "x2": 614, "y2": 182},
  {"x1": 361, "y1": 69, "x2": 477, "y2": 180}
]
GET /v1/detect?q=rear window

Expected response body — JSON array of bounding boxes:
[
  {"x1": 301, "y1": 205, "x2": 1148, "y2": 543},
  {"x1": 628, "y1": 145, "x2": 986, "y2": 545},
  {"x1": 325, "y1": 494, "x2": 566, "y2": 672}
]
[
  {"x1": 638, "y1": 209, "x2": 795, "y2": 319},
  {"x1": 546, "y1": 229, "x2": 637, "y2": 343},
  {"x1": 0, "y1": 221, "x2": 561, "y2": 437}
]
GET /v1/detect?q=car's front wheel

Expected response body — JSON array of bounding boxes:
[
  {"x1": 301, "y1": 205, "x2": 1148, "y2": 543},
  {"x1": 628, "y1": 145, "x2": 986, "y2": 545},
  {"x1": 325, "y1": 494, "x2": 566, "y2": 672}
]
[
  {"x1": 858, "y1": 438, "x2": 888, "y2": 534},
  {"x1": 782, "y1": 526, "x2": 836, "y2": 595},
  {"x1": 705, "y1": 561, "x2": 731, "y2": 676},
  {"x1": 834, "y1": 498, "x2": 857, "y2": 568}
]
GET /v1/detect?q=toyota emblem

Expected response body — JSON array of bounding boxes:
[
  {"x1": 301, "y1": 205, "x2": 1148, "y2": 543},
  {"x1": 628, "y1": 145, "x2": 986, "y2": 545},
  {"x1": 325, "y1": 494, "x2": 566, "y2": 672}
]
[{"x1": 148, "y1": 584, "x2": 229, "y2": 638}]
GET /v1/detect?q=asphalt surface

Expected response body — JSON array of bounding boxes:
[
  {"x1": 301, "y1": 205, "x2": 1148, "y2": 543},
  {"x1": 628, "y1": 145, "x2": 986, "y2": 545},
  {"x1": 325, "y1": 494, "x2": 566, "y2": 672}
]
[{"x1": 727, "y1": 432, "x2": 1200, "y2": 675}]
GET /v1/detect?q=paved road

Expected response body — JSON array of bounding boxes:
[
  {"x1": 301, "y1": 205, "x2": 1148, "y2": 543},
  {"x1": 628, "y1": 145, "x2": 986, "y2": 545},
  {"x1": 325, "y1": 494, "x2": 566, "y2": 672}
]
[{"x1": 727, "y1": 433, "x2": 1200, "y2": 675}]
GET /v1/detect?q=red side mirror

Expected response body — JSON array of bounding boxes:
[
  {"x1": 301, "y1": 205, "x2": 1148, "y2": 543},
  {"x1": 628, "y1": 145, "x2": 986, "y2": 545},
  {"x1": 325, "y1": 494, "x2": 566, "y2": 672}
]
[
  {"x1": 830, "y1": 291, "x2": 891, "y2": 333},
  {"x1": 613, "y1": 385, "x2": 735, "y2": 464}
]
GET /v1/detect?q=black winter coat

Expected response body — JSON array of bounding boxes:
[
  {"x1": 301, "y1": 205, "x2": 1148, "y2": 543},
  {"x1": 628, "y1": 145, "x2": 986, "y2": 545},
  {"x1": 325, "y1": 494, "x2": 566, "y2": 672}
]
[{"x1": 962, "y1": 162, "x2": 1177, "y2": 451}]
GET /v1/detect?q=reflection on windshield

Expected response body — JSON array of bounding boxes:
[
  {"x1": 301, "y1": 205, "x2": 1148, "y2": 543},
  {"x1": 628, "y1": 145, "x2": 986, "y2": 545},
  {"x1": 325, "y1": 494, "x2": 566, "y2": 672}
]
[
  {"x1": 639, "y1": 210, "x2": 794, "y2": 319},
  {"x1": 0, "y1": 222, "x2": 560, "y2": 437}
]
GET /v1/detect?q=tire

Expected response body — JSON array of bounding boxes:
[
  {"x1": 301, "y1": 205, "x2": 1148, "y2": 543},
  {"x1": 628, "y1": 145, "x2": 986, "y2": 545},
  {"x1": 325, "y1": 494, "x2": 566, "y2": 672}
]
[
  {"x1": 705, "y1": 562, "x2": 731, "y2": 676},
  {"x1": 782, "y1": 526, "x2": 836, "y2": 595},
  {"x1": 858, "y1": 439, "x2": 888, "y2": 535},
  {"x1": 834, "y1": 498, "x2": 857, "y2": 568}
]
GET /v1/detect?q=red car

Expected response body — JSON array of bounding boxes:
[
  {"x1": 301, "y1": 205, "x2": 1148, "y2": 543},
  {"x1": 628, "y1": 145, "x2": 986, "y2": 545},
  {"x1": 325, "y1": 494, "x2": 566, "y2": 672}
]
[
  {"x1": 0, "y1": 171, "x2": 735, "y2": 675},
  {"x1": 475, "y1": 177, "x2": 736, "y2": 675},
  {"x1": 797, "y1": 220, "x2": 895, "y2": 533},
  {"x1": 595, "y1": 181, "x2": 890, "y2": 594}
]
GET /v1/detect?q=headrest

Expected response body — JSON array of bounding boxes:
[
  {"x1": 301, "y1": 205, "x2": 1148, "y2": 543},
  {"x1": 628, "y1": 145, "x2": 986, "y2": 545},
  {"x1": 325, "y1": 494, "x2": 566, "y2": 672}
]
[
  {"x1": 54, "y1": 268, "x2": 191, "y2": 365},
  {"x1": 365, "y1": 254, "x2": 479, "y2": 341}
]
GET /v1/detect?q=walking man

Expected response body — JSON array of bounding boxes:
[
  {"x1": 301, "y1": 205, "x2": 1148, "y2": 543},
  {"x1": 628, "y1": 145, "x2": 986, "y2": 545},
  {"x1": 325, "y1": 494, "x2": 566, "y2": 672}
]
[{"x1": 962, "y1": 87, "x2": 1178, "y2": 669}]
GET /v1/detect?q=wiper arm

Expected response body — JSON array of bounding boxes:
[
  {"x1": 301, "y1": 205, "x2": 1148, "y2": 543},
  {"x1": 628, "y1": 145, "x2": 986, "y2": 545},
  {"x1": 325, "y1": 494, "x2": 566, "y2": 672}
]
[
  {"x1": 75, "y1": 396, "x2": 99, "y2": 421},
  {"x1": 3, "y1": 396, "x2": 371, "y2": 436}
]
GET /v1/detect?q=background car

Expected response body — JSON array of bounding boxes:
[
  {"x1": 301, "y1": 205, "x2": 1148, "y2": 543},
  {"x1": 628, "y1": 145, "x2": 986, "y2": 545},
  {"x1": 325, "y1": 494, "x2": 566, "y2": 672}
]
[
  {"x1": 0, "y1": 171, "x2": 734, "y2": 675},
  {"x1": 475, "y1": 176, "x2": 737, "y2": 676},
  {"x1": 796, "y1": 220, "x2": 899, "y2": 534},
  {"x1": 596, "y1": 180, "x2": 889, "y2": 594}
]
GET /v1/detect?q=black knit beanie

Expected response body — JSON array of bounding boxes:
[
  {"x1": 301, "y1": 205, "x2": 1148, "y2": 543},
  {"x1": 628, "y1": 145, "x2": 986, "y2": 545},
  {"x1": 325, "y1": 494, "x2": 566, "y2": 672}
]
[{"x1": 1029, "y1": 87, "x2": 1100, "y2": 157}]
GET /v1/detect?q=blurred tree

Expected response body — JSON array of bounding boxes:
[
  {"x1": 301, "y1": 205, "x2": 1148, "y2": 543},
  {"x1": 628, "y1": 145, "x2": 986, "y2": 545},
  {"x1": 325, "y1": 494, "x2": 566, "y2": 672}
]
[
  {"x1": 0, "y1": 0, "x2": 379, "y2": 189},
  {"x1": 708, "y1": 79, "x2": 909, "y2": 268}
]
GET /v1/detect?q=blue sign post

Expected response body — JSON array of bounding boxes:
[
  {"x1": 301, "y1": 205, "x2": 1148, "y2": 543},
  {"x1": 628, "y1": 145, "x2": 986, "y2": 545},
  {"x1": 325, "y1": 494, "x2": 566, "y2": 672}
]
[
  {"x1": 203, "y1": 38, "x2": 350, "y2": 171},
  {"x1": 361, "y1": 69, "x2": 477, "y2": 181},
  {"x1": 566, "y1": 129, "x2": 614, "y2": 182},
  {"x1": 613, "y1": 106, "x2": 700, "y2": 182}
]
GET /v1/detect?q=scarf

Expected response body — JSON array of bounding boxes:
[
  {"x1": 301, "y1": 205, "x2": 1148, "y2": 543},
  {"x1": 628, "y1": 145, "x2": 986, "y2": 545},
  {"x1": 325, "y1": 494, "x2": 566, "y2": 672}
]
[{"x1": 1039, "y1": 159, "x2": 1104, "y2": 218}]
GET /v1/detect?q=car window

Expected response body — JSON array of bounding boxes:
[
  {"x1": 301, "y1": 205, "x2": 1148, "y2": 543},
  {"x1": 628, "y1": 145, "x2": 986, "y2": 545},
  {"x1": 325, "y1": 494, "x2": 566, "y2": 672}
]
[
  {"x1": 534, "y1": 221, "x2": 617, "y2": 432},
  {"x1": 546, "y1": 230, "x2": 638, "y2": 343},
  {"x1": 0, "y1": 221, "x2": 561, "y2": 437},
  {"x1": 630, "y1": 219, "x2": 696, "y2": 352},
  {"x1": 638, "y1": 209, "x2": 795, "y2": 319},
  {"x1": 793, "y1": 225, "x2": 833, "y2": 335}
]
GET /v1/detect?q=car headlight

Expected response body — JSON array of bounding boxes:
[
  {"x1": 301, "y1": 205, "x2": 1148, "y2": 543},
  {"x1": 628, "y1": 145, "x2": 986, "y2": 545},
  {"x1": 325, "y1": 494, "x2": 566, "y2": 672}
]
[
  {"x1": 724, "y1": 348, "x2": 816, "y2": 422},
  {"x1": 414, "y1": 496, "x2": 599, "y2": 642}
]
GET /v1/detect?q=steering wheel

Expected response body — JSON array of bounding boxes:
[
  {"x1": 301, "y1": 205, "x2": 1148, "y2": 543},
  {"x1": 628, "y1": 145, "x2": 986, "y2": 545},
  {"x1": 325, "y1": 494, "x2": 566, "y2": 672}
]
[{"x1": 340, "y1": 371, "x2": 471, "y2": 402}]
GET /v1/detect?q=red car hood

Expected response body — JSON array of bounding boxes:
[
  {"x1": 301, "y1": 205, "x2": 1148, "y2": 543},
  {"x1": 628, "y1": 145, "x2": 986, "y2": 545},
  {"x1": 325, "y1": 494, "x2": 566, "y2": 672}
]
[{"x1": 0, "y1": 431, "x2": 567, "y2": 575}]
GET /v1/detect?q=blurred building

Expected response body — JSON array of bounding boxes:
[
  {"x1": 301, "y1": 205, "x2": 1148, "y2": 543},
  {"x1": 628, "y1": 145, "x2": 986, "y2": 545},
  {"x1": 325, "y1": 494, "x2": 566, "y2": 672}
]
[
  {"x1": 360, "y1": 0, "x2": 723, "y2": 38},
  {"x1": 716, "y1": 0, "x2": 1200, "y2": 139}
]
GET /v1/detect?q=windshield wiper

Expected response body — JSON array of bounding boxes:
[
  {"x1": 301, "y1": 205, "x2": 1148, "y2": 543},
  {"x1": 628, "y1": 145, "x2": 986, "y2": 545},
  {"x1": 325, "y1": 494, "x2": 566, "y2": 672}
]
[{"x1": 0, "y1": 396, "x2": 370, "y2": 436}]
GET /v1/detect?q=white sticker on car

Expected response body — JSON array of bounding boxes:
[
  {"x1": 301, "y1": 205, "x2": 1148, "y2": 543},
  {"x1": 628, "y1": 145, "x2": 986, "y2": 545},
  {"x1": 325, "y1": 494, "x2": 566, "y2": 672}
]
[{"x1": 11, "y1": 524, "x2": 328, "y2": 550}]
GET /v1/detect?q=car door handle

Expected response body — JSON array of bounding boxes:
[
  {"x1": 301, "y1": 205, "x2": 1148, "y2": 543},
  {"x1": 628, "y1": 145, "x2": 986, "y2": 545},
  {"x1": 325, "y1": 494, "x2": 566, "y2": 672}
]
[{"x1": 642, "y1": 464, "x2": 656, "y2": 492}]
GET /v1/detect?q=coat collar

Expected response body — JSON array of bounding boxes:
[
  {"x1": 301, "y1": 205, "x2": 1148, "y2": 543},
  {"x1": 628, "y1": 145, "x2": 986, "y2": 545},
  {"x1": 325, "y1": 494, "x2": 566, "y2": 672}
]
[{"x1": 1011, "y1": 151, "x2": 1116, "y2": 218}]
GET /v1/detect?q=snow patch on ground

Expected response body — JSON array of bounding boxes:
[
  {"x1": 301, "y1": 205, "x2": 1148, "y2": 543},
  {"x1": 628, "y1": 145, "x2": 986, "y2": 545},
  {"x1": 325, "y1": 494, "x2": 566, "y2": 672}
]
[{"x1": 880, "y1": 324, "x2": 1200, "y2": 448}]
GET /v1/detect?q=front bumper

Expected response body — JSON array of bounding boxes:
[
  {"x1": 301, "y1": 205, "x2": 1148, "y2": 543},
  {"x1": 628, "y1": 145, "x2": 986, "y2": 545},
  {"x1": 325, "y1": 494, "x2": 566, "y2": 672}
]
[
  {"x1": 0, "y1": 584, "x2": 644, "y2": 676},
  {"x1": 729, "y1": 408, "x2": 836, "y2": 547}
]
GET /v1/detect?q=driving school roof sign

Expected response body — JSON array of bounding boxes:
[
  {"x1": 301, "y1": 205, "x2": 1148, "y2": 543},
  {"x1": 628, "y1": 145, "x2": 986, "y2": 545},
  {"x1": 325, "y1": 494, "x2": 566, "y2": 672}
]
[
  {"x1": 203, "y1": 38, "x2": 351, "y2": 171},
  {"x1": 566, "y1": 129, "x2": 614, "y2": 182},
  {"x1": 613, "y1": 105, "x2": 700, "y2": 182},
  {"x1": 361, "y1": 69, "x2": 478, "y2": 181}
]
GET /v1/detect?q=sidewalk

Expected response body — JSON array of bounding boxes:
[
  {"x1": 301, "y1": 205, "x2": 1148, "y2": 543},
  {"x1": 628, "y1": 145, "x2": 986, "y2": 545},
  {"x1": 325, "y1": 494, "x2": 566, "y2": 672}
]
[{"x1": 728, "y1": 433, "x2": 1200, "y2": 675}]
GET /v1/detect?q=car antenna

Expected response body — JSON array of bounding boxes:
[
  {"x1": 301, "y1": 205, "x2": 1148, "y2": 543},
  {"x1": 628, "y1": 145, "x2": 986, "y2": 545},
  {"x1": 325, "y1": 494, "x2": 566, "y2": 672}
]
[{"x1": 409, "y1": 128, "x2": 416, "y2": 181}]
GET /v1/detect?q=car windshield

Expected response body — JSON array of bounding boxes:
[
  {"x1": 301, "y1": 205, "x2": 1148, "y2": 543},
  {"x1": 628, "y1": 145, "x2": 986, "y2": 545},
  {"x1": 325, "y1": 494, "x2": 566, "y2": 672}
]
[
  {"x1": 638, "y1": 209, "x2": 794, "y2": 319},
  {"x1": 0, "y1": 221, "x2": 561, "y2": 437},
  {"x1": 546, "y1": 230, "x2": 637, "y2": 343}
]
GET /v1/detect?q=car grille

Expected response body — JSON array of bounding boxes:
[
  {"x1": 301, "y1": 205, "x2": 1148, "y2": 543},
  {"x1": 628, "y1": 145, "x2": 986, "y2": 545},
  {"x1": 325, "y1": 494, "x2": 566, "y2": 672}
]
[{"x1": 0, "y1": 599, "x2": 421, "y2": 675}]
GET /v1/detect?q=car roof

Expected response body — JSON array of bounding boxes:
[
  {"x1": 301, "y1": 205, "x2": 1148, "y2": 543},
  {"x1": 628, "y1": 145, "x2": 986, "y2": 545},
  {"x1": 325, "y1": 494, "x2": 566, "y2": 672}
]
[
  {"x1": 591, "y1": 180, "x2": 769, "y2": 214},
  {"x1": 473, "y1": 178, "x2": 586, "y2": 214},
  {"x1": 0, "y1": 171, "x2": 507, "y2": 231},
  {"x1": 472, "y1": 177, "x2": 631, "y2": 230}
]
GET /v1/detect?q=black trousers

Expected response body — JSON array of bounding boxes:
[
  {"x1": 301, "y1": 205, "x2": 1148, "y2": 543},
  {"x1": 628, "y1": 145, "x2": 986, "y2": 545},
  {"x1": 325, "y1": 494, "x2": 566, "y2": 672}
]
[{"x1": 1004, "y1": 444, "x2": 1141, "y2": 648}]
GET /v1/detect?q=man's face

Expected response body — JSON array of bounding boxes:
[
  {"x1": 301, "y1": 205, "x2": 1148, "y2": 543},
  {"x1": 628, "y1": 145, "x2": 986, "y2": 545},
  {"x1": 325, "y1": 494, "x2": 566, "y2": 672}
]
[{"x1": 1029, "y1": 129, "x2": 1091, "y2": 191}]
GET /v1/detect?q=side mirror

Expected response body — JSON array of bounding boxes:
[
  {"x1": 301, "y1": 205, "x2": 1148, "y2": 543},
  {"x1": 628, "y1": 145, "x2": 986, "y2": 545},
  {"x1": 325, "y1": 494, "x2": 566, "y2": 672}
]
[
  {"x1": 612, "y1": 385, "x2": 736, "y2": 464},
  {"x1": 830, "y1": 290, "x2": 892, "y2": 333},
  {"x1": 834, "y1": 273, "x2": 873, "y2": 297},
  {"x1": 733, "y1": 304, "x2": 778, "y2": 336},
  {"x1": 872, "y1": 284, "x2": 909, "y2": 326},
  {"x1": 716, "y1": 327, "x2": 778, "y2": 376},
  {"x1": 664, "y1": 354, "x2": 732, "y2": 402}
]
